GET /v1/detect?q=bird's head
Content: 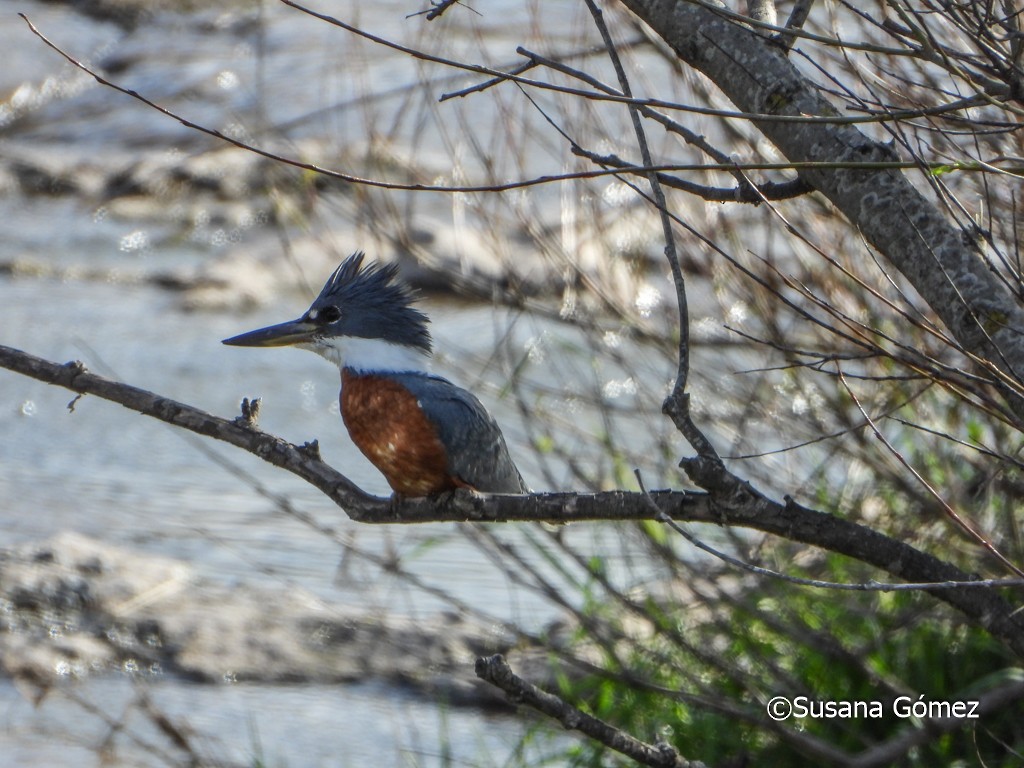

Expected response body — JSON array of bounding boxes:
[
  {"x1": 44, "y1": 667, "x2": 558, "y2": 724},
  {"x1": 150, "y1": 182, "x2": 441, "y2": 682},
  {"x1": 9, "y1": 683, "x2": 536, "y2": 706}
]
[{"x1": 222, "y1": 252, "x2": 432, "y2": 372}]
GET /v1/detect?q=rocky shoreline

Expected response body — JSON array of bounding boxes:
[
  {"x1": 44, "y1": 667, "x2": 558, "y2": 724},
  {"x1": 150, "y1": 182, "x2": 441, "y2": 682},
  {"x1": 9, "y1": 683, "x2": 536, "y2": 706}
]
[
  {"x1": 0, "y1": 532, "x2": 561, "y2": 709},
  {"x1": 0, "y1": 135, "x2": 541, "y2": 304}
]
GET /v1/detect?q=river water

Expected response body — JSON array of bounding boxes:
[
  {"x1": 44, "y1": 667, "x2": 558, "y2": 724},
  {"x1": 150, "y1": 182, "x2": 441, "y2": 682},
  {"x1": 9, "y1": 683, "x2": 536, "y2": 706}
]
[{"x1": 1, "y1": 1, "x2": 690, "y2": 764}]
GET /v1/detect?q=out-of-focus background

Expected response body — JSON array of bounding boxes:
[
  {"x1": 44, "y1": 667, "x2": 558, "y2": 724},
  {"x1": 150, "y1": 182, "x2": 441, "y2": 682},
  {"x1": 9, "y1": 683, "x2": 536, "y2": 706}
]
[
  {"x1": 5, "y1": 1, "x2": 1024, "y2": 766},
  {"x1": 2, "y1": 2, "x2": 700, "y2": 764}
]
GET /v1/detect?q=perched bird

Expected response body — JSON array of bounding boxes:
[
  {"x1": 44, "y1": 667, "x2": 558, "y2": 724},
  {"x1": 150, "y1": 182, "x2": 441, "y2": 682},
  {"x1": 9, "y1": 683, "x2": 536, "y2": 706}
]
[{"x1": 223, "y1": 252, "x2": 527, "y2": 497}]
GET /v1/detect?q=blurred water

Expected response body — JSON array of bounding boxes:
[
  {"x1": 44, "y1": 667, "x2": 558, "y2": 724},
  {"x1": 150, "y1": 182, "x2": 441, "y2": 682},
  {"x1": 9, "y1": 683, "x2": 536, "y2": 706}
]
[
  {"x1": 0, "y1": 677, "x2": 551, "y2": 767},
  {"x1": 1, "y1": 2, "x2": 602, "y2": 764}
]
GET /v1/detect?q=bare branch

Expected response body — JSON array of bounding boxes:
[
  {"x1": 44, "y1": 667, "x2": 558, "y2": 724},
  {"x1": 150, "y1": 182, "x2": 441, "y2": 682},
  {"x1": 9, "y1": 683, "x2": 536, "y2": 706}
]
[
  {"x1": 4, "y1": 344, "x2": 1023, "y2": 655},
  {"x1": 571, "y1": 144, "x2": 812, "y2": 202},
  {"x1": 746, "y1": 0, "x2": 777, "y2": 35},
  {"x1": 773, "y1": 0, "x2": 815, "y2": 52},
  {"x1": 618, "y1": 0, "x2": 1024, "y2": 421},
  {"x1": 516, "y1": 43, "x2": 810, "y2": 201},
  {"x1": 475, "y1": 654, "x2": 702, "y2": 768},
  {"x1": 409, "y1": 0, "x2": 467, "y2": 22}
]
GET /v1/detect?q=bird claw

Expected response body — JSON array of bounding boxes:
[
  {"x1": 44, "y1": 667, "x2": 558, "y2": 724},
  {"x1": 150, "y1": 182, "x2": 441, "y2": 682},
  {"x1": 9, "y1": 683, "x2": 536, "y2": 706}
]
[
  {"x1": 385, "y1": 486, "x2": 473, "y2": 519},
  {"x1": 434, "y1": 485, "x2": 481, "y2": 510}
]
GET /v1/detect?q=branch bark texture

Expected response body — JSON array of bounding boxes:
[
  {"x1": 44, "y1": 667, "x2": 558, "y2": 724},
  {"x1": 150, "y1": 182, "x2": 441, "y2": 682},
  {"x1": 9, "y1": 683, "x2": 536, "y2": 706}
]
[{"x1": 618, "y1": 0, "x2": 1024, "y2": 405}]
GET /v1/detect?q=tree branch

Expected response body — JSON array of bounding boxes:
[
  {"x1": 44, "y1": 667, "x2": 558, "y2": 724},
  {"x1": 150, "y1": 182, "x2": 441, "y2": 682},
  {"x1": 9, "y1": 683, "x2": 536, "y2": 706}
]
[
  {"x1": 773, "y1": 0, "x2": 814, "y2": 52},
  {"x1": 617, "y1": 0, "x2": 1024, "y2": 418},
  {"x1": 475, "y1": 654, "x2": 702, "y2": 768},
  {"x1": 3, "y1": 343, "x2": 1023, "y2": 656},
  {"x1": 571, "y1": 144, "x2": 812, "y2": 202}
]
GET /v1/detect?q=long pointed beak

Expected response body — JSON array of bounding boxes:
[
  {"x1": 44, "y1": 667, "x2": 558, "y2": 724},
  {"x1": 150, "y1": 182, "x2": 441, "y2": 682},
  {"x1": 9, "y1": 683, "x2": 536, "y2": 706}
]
[{"x1": 222, "y1": 318, "x2": 317, "y2": 348}]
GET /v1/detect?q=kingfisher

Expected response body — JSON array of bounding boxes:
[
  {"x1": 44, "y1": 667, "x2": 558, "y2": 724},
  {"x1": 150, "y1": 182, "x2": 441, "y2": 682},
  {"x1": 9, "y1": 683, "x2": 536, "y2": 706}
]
[{"x1": 222, "y1": 252, "x2": 528, "y2": 497}]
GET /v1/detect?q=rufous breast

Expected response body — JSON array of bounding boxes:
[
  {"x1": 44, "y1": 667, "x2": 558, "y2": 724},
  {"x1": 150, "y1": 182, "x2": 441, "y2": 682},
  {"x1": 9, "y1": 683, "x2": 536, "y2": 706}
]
[{"x1": 340, "y1": 369, "x2": 462, "y2": 496}]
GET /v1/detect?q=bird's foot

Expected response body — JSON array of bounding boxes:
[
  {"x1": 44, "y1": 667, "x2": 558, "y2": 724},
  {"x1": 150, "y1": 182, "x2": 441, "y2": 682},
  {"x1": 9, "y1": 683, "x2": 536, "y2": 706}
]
[{"x1": 432, "y1": 485, "x2": 482, "y2": 513}]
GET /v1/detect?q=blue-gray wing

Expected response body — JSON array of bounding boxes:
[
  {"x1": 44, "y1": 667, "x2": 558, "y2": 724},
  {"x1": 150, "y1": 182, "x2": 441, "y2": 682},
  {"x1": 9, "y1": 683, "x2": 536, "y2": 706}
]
[{"x1": 394, "y1": 373, "x2": 528, "y2": 493}]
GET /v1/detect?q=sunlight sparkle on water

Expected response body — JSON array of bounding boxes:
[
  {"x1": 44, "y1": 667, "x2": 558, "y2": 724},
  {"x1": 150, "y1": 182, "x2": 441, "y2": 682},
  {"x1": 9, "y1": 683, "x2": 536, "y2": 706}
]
[
  {"x1": 727, "y1": 301, "x2": 749, "y2": 325},
  {"x1": 634, "y1": 284, "x2": 661, "y2": 318},
  {"x1": 602, "y1": 377, "x2": 637, "y2": 399},
  {"x1": 300, "y1": 380, "x2": 318, "y2": 412},
  {"x1": 217, "y1": 70, "x2": 240, "y2": 90},
  {"x1": 526, "y1": 333, "x2": 549, "y2": 364},
  {"x1": 222, "y1": 121, "x2": 251, "y2": 142},
  {"x1": 119, "y1": 230, "x2": 149, "y2": 253},
  {"x1": 693, "y1": 316, "x2": 718, "y2": 340},
  {"x1": 602, "y1": 180, "x2": 634, "y2": 205}
]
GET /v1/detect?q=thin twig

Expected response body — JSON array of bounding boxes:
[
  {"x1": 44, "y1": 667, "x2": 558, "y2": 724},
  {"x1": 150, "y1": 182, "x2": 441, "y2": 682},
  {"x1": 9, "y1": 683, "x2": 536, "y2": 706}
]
[
  {"x1": 773, "y1": 0, "x2": 815, "y2": 52},
  {"x1": 581, "y1": 0, "x2": 721, "y2": 465},
  {"x1": 475, "y1": 655, "x2": 700, "y2": 768},
  {"x1": 26, "y1": 5, "x2": 1013, "y2": 136},
  {"x1": 837, "y1": 365, "x2": 1024, "y2": 578},
  {"x1": 572, "y1": 144, "x2": 812, "y2": 202}
]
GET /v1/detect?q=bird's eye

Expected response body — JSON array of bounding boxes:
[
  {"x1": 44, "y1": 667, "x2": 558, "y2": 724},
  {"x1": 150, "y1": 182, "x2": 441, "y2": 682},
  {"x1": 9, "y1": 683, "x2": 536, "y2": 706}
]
[{"x1": 317, "y1": 306, "x2": 341, "y2": 323}]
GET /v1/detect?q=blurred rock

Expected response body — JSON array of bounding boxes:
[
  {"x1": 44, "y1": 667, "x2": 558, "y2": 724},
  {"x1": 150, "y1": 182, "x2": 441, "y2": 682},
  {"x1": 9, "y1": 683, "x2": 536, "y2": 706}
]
[{"x1": 0, "y1": 532, "x2": 557, "y2": 708}]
